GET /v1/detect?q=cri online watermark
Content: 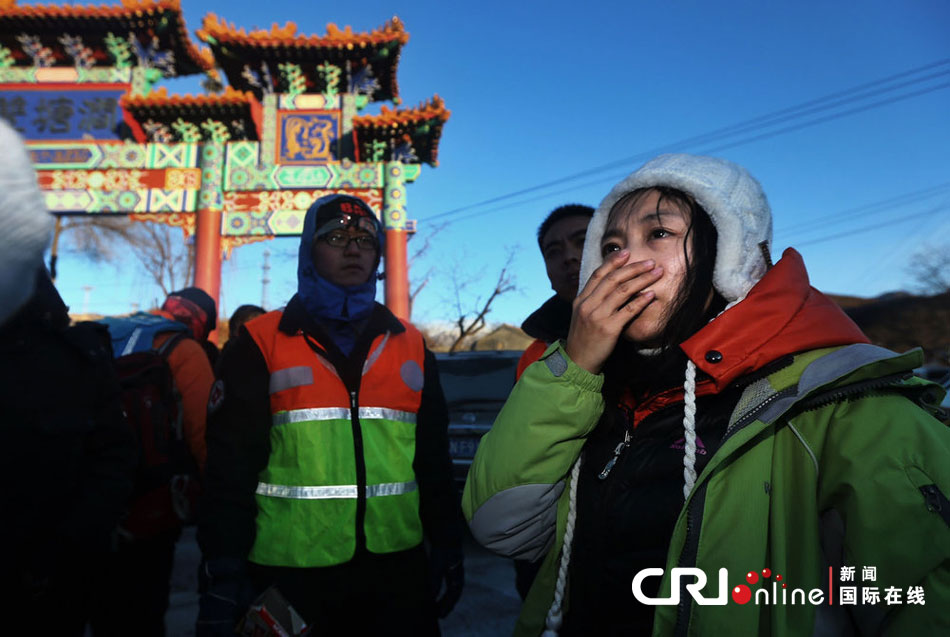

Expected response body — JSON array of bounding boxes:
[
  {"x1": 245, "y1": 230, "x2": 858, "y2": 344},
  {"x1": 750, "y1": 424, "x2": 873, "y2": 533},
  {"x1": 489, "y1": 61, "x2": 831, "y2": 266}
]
[{"x1": 632, "y1": 566, "x2": 925, "y2": 606}]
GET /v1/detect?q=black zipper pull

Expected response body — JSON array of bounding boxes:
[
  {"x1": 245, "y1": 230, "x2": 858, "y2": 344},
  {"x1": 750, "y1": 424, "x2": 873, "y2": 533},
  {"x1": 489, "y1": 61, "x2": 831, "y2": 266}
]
[
  {"x1": 920, "y1": 484, "x2": 950, "y2": 527},
  {"x1": 598, "y1": 430, "x2": 631, "y2": 480},
  {"x1": 350, "y1": 390, "x2": 358, "y2": 412},
  {"x1": 923, "y1": 485, "x2": 942, "y2": 513}
]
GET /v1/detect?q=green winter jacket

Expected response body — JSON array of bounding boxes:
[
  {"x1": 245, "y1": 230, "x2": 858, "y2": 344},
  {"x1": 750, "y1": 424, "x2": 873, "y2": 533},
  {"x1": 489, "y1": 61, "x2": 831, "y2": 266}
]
[
  {"x1": 464, "y1": 341, "x2": 949, "y2": 636},
  {"x1": 464, "y1": 250, "x2": 950, "y2": 637}
]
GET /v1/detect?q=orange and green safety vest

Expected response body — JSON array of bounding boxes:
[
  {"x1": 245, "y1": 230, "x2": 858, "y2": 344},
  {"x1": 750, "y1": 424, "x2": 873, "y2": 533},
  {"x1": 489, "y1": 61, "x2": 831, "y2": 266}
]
[{"x1": 246, "y1": 311, "x2": 426, "y2": 567}]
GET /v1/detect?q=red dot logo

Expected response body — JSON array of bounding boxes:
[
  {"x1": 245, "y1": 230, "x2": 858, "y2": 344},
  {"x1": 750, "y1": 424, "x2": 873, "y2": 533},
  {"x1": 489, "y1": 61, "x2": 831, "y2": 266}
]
[
  {"x1": 775, "y1": 574, "x2": 782, "y2": 582},
  {"x1": 762, "y1": 568, "x2": 772, "y2": 578},
  {"x1": 746, "y1": 571, "x2": 759, "y2": 585},
  {"x1": 732, "y1": 584, "x2": 752, "y2": 604}
]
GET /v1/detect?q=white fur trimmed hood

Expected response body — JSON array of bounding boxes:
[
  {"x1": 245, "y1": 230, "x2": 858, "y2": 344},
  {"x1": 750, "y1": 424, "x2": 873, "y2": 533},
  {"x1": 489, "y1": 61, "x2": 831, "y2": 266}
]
[
  {"x1": 0, "y1": 120, "x2": 53, "y2": 326},
  {"x1": 579, "y1": 153, "x2": 773, "y2": 302}
]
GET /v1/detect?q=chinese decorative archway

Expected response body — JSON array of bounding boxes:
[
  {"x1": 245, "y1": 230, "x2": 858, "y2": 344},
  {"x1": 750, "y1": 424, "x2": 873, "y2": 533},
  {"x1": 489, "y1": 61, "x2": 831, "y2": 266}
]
[{"x1": 0, "y1": 0, "x2": 449, "y2": 320}]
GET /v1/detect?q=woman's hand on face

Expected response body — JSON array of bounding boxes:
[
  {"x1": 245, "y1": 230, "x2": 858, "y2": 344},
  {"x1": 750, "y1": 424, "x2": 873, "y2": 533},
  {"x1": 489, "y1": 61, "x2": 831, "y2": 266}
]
[{"x1": 564, "y1": 250, "x2": 663, "y2": 375}]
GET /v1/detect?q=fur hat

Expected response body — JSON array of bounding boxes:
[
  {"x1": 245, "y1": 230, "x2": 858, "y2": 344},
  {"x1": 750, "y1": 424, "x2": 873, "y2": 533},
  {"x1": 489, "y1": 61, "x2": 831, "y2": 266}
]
[
  {"x1": 579, "y1": 153, "x2": 773, "y2": 302},
  {"x1": 0, "y1": 120, "x2": 53, "y2": 326}
]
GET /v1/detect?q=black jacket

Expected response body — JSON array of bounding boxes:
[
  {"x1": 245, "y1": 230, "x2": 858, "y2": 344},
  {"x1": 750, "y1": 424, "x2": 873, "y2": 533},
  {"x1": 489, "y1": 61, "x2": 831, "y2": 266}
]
[
  {"x1": 521, "y1": 295, "x2": 573, "y2": 345},
  {"x1": 199, "y1": 296, "x2": 463, "y2": 563},
  {"x1": 0, "y1": 274, "x2": 136, "y2": 590}
]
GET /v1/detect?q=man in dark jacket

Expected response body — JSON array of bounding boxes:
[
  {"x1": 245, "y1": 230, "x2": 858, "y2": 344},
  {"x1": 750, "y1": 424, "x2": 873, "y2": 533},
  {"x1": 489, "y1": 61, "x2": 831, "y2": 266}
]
[
  {"x1": 512, "y1": 204, "x2": 593, "y2": 600},
  {"x1": 1, "y1": 271, "x2": 137, "y2": 634},
  {"x1": 0, "y1": 119, "x2": 136, "y2": 634},
  {"x1": 517, "y1": 204, "x2": 594, "y2": 380},
  {"x1": 198, "y1": 194, "x2": 464, "y2": 635}
]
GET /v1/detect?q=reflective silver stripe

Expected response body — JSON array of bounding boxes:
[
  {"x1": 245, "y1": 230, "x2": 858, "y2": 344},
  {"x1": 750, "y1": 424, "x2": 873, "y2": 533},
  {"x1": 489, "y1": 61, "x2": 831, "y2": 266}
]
[
  {"x1": 366, "y1": 480, "x2": 417, "y2": 497},
  {"x1": 272, "y1": 407, "x2": 417, "y2": 426},
  {"x1": 273, "y1": 408, "x2": 351, "y2": 426},
  {"x1": 269, "y1": 366, "x2": 314, "y2": 394},
  {"x1": 256, "y1": 483, "x2": 357, "y2": 499},
  {"x1": 256, "y1": 480, "x2": 417, "y2": 499},
  {"x1": 362, "y1": 333, "x2": 390, "y2": 377},
  {"x1": 314, "y1": 354, "x2": 341, "y2": 381},
  {"x1": 121, "y1": 327, "x2": 143, "y2": 356},
  {"x1": 358, "y1": 407, "x2": 416, "y2": 424}
]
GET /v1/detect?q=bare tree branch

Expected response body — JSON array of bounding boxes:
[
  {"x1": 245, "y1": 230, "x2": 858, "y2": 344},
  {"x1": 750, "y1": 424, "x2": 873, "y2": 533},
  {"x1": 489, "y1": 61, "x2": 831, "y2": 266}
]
[
  {"x1": 906, "y1": 243, "x2": 950, "y2": 295},
  {"x1": 49, "y1": 215, "x2": 139, "y2": 281},
  {"x1": 448, "y1": 249, "x2": 517, "y2": 353},
  {"x1": 135, "y1": 221, "x2": 193, "y2": 296},
  {"x1": 407, "y1": 222, "x2": 448, "y2": 320}
]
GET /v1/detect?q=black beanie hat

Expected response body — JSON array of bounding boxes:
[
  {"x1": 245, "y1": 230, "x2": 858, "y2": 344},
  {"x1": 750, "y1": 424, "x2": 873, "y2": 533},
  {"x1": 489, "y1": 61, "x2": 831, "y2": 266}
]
[{"x1": 165, "y1": 287, "x2": 217, "y2": 338}]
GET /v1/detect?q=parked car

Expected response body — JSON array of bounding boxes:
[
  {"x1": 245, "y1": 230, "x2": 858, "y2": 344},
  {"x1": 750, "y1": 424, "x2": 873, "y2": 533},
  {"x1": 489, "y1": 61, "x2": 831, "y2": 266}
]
[{"x1": 436, "y1": 350, "x2": 521, "y2": 491}]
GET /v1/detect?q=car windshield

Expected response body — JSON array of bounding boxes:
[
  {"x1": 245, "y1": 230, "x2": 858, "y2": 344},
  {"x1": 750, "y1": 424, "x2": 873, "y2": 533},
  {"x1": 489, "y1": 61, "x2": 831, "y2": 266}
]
[{"x1": 437, "y1": 353, "x2": 519, "y2": 407}]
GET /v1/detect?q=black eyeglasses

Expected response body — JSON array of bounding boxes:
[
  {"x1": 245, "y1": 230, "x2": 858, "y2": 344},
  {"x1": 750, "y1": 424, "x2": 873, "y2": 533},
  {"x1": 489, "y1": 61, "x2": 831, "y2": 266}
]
[{"x1": 320, "y1": 231, "x2": 378, "y2": 251}]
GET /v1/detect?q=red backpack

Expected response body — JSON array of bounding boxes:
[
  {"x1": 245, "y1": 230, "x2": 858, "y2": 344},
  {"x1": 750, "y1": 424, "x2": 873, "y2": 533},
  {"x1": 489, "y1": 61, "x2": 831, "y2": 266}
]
[{"x1": 100, "y1": 313, "x2": 201, "y2": 539}]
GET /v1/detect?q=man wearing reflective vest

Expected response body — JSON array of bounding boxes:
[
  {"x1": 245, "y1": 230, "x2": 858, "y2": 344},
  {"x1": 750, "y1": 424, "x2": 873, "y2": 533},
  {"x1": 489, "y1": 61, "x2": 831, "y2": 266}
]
[{"x1": 197, "y1": 194, "x2": 464, "y2": 635}]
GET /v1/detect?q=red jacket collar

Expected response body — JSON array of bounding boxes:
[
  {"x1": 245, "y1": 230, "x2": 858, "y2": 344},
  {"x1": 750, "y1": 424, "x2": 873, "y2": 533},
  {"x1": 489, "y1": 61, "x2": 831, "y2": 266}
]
[{"x1": 680, "y1": 248, "x2": 869, "y2": 392}]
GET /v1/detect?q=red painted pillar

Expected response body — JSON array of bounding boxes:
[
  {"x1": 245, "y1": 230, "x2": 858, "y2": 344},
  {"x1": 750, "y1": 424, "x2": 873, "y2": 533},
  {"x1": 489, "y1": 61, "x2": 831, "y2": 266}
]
[
  {"x1": 193, "y1": 142, "x2": 225, "y2": 337},
  {"x1": 382, "y1": 161, "x2": 411, "y2": 320},
  {"x1": 193, "y1": 208, "x2": 222, "y2": 311},
  {"x1": 384, "y1": 228, "x2": 410, "y2": 320}
]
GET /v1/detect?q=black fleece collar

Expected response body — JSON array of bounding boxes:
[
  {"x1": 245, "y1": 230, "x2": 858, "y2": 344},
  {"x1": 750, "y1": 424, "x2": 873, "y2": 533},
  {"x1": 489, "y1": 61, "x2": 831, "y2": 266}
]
[{"x1": 521, "y1": 295, "x2": 573, "y2": 344}]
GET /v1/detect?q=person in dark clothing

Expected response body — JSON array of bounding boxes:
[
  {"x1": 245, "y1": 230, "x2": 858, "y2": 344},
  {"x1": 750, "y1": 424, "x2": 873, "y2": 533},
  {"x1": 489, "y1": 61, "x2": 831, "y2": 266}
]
[
  {"x1": 228, "y1": 304, "x2": 266, "y2": 338},
  {"x1": 91, "y1": 286, "x2": 216, "y2": 637},
  {"x1": 198, "y1": 194, "x2": 464, "y2": 636},
  {"x1": 1, "y1": 271, "x2": 137, "y2": 635},
  {"x1": 513, "y1": 204, "x2": 594, "y2": 599},
  {"x1": 218, "y1": 304, "x2": 265, "y2": 366},
  {"x1": 0, "y1": 119, "x2": 136, "y2": 635},
  {"x1": 162, "y1": 286, "x2": 221, "y2": 368},
  {"x1": 517, "y1": 204, "x2": 595, "y2": 380}
]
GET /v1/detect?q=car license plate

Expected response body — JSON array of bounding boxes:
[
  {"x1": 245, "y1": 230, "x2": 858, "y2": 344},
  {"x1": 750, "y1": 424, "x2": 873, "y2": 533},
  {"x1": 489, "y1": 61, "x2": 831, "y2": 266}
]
[{"x1": 449, "y1": 436, "x2": 480, "y2": 459}]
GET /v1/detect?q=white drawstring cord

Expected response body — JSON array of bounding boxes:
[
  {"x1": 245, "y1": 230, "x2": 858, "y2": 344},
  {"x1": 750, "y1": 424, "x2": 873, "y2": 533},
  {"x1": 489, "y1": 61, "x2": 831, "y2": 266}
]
[
  {"x1": 542, "y1": 456, "x2": 582, "y2": 637},
  {"x1": 681, "y1": 359, "x2": 698, "y2": 499}
]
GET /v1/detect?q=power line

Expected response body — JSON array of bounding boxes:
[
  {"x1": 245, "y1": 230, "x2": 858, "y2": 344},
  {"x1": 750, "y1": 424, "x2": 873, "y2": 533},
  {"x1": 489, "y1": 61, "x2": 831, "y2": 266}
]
[
  {"x1": 435, "y1": 79, "x2": 950, "y2": 227},
  {"x1": 775, "y1": 181, "x2": 950, "y2": 237},
  {"x1": 791, "y1": 202, "x2": 949, "y2": 248},
  {"x1": 421, "y1": 57, "x2": 950, "y2": 223}
]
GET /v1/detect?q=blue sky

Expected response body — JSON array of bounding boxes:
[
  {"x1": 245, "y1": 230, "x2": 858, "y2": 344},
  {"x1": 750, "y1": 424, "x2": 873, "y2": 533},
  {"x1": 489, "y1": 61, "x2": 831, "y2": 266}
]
[{"x1": 52, "y1": 0, "x2": 950, "y2": 326}]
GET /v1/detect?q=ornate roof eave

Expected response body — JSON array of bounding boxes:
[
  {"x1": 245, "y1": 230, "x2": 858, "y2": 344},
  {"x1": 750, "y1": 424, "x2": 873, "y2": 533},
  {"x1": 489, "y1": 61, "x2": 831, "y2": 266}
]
[
  {"x1": 196, "y1": 14, "x2": 408, "y2": 50},
  {"x1": 120, "y1": 86, "x2": 262, "y2": 142},
  {"x1": 352, "y1": 95, "x2": 449, "y2": 166},
  {"x1": 196, "y1": 14, "x2": 407, "y2": 103},
  {"x1": 0, "y1": 0, "x2": 213, "y2": 77},
  {"x1": 352, "y1": 95, "x2": 449, "y2": 129}
]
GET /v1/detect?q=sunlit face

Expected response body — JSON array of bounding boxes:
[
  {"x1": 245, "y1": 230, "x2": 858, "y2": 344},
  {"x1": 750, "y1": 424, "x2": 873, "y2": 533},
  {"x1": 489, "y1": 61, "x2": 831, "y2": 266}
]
[
  {"x1": 541, "y1": 215, "x2": 590, "y2": 301},
  {"x1": 601, "y1": 189, "x2": 694, "y2": 347},
  {"x1": 311, "y1": 226, "x2": 378, "y2": 287}
]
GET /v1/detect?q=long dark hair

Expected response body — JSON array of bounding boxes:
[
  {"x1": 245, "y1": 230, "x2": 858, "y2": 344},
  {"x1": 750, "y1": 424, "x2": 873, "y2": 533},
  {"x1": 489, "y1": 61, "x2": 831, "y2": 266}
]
[{"x1": 602, "y1": 187, "x2": 726, "y2": 403}]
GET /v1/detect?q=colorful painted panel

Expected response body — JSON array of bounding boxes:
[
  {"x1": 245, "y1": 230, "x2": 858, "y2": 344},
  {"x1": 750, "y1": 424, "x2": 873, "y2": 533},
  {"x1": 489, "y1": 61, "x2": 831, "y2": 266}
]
[
  {"x1": 278, "y1": 94, "x2": 342, "y2": 110},
  {"x1": 35, "y1": 168, "x2": 201, "y2": 191},
  {"x1": 0, "y1": 83, "x2": 129, "y2": 140},
  {"x1": 223, "y1": 188, "x2": 383, "y2": 236},
  {"x1": 26, "y1": 142, "x2": 197, "y2": 170},
  {"x1": 43, "y1": 188, "x2": 197, "y2": 214},
  {"x1": 275, "y1": 110, "x2": 340, "y2": 165}
]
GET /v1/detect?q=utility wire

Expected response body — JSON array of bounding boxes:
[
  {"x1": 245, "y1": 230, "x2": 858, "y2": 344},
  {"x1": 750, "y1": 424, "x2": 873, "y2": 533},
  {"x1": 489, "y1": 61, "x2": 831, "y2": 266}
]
[
  {"x1": 434, "y1": 79, "x2": 950, "y2": 226},
  {"x1": 776, "y1": 181, "x2": 950, "y2": 235},
  {"x1": 421, "y1": 57, "x2": 950, "y2": 223},
  {"x1": 791, "y1": 202, "x2": 949, "y2": 248}
]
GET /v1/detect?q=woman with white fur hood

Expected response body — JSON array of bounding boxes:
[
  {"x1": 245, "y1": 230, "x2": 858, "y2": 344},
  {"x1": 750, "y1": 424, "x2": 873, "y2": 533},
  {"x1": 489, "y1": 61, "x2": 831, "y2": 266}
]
[{"x1": 463, "y1": 154, "x2": 950, "y2": 636}]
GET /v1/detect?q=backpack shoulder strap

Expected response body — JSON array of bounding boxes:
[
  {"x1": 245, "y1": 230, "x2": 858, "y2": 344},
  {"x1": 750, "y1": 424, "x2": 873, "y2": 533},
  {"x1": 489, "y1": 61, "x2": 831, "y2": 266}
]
[{"x1": 155, "y1": 330, "x2": 188, "y2": 359}]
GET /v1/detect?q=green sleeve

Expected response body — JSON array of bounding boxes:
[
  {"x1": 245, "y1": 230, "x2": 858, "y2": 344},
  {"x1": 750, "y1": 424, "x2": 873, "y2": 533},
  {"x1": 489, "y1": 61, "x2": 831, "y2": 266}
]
[
  {"x1": 816, "y1": 392, "x2": 950, "y2": 635},
  {"x1": 462, "y1": 342, "x2": 604, "y2": 560}
]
